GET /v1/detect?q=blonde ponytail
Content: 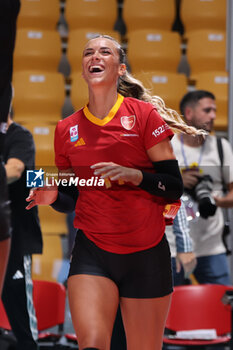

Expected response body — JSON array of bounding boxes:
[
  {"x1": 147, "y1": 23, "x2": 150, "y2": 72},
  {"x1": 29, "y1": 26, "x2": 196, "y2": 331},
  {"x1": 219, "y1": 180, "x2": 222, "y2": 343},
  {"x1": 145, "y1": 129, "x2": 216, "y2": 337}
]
[{"x1": 118, "y1": 72, "x2": 205, "y2": 136}]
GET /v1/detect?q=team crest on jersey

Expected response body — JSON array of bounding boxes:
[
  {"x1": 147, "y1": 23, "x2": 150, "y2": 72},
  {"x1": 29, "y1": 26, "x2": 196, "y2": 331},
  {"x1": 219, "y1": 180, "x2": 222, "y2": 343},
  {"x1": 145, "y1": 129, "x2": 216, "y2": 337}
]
[
  {"x1": 70, "y1": 125, "x2": 79, "y2": 142},
  {"x1": 121, "y1": 115, "x2": 136, "y2": 130}
]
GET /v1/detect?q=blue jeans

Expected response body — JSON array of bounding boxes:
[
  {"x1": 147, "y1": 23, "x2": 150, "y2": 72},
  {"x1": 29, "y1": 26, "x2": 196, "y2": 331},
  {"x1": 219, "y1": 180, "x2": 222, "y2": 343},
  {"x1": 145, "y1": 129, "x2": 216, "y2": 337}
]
[
  {"x1": 193, "y1": 253, "x2": 232, "y2": 285},
  {"x1": 172, "y1": 253, "x2": 231, "y2": 286}
]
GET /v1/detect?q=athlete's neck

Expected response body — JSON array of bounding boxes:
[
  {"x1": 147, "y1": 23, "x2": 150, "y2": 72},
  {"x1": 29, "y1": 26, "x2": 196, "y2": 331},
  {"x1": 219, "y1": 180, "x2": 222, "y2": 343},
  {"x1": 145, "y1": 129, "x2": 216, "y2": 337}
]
[{"x1": 87, "y1": 87, "x2": 118, "y2": 119}]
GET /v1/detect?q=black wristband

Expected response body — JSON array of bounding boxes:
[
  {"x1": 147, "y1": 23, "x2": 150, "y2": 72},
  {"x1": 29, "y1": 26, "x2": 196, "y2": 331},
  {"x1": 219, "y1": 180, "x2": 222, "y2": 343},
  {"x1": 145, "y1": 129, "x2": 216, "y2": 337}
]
[
  {"x1": 139, "y1": 159, "x2": 183, "y2": 200},
  {"x1": 50, "y1": 184, "x2": 79, "y2": 213}
]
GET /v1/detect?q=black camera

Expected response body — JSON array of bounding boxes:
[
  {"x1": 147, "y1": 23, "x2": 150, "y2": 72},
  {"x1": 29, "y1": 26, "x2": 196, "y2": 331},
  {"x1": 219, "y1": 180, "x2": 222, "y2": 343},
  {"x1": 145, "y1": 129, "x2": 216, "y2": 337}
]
[{"x1": 187, "y1": 175, "x2": 217, "y2": 219}]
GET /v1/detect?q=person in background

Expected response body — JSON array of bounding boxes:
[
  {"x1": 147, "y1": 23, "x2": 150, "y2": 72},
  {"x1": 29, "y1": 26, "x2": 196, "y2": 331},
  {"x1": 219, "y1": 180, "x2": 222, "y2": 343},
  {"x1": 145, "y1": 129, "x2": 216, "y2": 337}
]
[
  {"x1": 0, "y1": 0, "x2": 20, "y2": 295},
  {"x1": 172, "y1": 90, "x2": 233, "y2": 285},
  {"x1": 0, "y1": 164, "x2": 11, "y2": 296},
  {"x1": 166, "y1": 199, "x2": 196, "y2": 286},
  {"x1": 26, "y1": 35, "x2": 203, "y2": 350},
  {"x1": 2, "y1": 112, "x2": 42, "y2": 350}
]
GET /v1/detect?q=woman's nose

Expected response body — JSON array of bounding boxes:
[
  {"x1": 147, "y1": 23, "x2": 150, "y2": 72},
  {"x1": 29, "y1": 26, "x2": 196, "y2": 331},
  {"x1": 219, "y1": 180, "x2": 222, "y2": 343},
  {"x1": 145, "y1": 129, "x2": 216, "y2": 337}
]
[{"x1": 92, "y1": 50, "x2": 100, "y2": 60}]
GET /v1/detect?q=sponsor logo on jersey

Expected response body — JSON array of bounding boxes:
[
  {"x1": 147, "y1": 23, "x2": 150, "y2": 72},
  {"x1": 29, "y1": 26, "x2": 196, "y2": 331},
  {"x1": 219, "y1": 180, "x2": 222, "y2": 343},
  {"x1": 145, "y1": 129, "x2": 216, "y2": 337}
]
[
  {"x1": 120, "y1": 133, "x2": 139, "y2": 137},
  {"x1": 74, "y1": 137, "x2": 86, "y2": 147},
  {"x1": 121, "y1": 115, "x2": 136, "y2": 130},
  {"x1": 163, "y1": 202, "x2": 181, "y2": 220},
  {"x1": 70, "y1": 125, "x2": 79, "y2": 142}
]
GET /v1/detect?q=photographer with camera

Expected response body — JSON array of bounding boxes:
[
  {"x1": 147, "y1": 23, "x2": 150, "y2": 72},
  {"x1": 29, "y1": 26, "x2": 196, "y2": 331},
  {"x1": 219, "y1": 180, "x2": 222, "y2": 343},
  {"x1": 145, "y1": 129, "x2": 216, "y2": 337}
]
[{"x1": 172, "y1": 90, "x2": 233, "y2": 285}]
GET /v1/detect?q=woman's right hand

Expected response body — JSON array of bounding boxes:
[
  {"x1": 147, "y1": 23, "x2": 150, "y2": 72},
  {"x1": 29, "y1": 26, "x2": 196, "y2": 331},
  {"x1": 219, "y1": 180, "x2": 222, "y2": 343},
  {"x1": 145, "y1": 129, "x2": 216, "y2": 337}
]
[{"x1": 26, "y1": 185, "x2": 58, "y2": 210}]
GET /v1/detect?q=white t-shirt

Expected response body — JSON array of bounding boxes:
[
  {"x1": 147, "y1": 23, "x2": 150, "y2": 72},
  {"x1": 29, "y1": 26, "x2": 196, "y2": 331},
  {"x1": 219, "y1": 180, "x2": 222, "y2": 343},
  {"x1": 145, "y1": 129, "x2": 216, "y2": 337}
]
[{"x1": 172, "y1": 134, "x2": 233, "y2": 257}]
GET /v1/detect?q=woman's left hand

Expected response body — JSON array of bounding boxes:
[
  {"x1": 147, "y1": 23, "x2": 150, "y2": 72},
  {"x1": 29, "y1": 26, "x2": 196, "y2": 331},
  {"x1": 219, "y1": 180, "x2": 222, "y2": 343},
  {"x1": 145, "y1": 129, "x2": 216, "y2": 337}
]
[{"x1": 91, "y1": 162, "x2": 143, "y2": 186}]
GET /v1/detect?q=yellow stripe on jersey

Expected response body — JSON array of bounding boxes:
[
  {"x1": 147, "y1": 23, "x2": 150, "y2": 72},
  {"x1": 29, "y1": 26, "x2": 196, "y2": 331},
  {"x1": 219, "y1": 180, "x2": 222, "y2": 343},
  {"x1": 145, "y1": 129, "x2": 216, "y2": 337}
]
[{"x1": 83, "y1": 94, "x2": 124, "y2": 126}]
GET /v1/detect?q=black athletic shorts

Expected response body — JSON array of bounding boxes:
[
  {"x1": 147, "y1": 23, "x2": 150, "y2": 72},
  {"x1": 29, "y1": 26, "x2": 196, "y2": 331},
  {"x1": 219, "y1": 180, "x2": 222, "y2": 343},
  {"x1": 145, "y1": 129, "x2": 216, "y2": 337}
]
[{"x1": 68, "y1": 230, "x2": 173, "y2": 298}]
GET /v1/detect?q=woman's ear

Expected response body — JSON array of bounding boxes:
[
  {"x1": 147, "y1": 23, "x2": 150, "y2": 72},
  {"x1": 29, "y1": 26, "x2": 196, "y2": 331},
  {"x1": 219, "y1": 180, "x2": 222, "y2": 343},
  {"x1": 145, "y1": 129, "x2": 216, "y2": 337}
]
[{"x1": 119, "y1": 64, "x2": 126, "y2": 76}]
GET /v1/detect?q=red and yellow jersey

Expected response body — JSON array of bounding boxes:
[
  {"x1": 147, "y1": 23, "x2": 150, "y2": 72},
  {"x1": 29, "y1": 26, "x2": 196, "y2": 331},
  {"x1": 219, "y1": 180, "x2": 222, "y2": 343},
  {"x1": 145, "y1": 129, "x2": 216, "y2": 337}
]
[{"x1": 55, "y1": 94, "x2": 174, "y2": 253}]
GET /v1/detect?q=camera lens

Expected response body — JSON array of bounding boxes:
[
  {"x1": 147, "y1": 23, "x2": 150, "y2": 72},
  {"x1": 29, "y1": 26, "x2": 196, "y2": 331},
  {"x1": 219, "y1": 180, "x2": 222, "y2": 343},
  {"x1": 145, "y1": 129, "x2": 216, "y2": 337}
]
[
  {"x1": 194, "y1": 175, "x2": 217, "y2": 218},
  {"x1": 198, "y1": 196, "x2": 217, "y2": 218}
]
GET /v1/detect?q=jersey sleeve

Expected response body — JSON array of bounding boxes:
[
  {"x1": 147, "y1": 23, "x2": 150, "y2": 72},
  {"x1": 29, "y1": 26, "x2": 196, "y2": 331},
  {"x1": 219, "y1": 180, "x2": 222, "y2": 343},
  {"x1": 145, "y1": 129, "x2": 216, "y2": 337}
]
[
  {"x1": 143, "y1": 107, "x2": 174, "y2": 150},
  {"x1": 54, "y1": 121, "x2": 72, "y2": 170}
]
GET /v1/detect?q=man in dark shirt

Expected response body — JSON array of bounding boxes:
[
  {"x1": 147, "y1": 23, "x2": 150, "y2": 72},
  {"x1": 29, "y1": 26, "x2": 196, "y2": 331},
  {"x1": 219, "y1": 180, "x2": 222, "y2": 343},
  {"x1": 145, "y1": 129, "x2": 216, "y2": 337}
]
[
  {"x1": 0, "y1": 163, "x2": 11, "y2": 296},
  {"x1": 2, "y1": 114, "x2": 43, "y2": 350},
  {"x1": 0, "y1": 0, "x2": 20, "y2": 295}
]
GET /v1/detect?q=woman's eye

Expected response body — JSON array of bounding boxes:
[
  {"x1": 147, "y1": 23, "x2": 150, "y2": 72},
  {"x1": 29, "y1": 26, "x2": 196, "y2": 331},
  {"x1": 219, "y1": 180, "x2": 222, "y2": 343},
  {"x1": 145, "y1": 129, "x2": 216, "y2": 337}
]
[
  {"x1": 101, "y1": 50, "x2": 111, "y2": 55},
  {"x1": 84, "y1": 51, "x2": 92, "y2": 56}
]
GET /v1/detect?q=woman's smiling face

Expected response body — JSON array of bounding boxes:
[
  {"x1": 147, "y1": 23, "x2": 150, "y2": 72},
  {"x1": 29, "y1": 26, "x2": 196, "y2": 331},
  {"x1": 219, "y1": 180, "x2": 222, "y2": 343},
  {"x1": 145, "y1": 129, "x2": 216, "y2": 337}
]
[{"x1": 82, "y1": 37, "x2": 125, "y2": 88}]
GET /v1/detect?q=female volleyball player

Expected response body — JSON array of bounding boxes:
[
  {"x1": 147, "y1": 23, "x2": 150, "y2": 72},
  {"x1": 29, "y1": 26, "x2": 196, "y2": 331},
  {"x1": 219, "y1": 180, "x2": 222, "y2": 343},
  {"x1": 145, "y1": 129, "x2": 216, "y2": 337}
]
[{"x1": 26, "y1": 35, "x2": 202, "y2": 350}]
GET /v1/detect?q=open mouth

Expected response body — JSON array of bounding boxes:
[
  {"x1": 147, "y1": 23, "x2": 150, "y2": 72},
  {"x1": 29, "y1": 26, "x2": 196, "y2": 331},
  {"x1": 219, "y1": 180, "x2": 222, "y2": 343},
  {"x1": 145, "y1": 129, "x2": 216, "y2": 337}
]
[{"x1": 89, "y1": 65, "x2": 104, "y2": 73}]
